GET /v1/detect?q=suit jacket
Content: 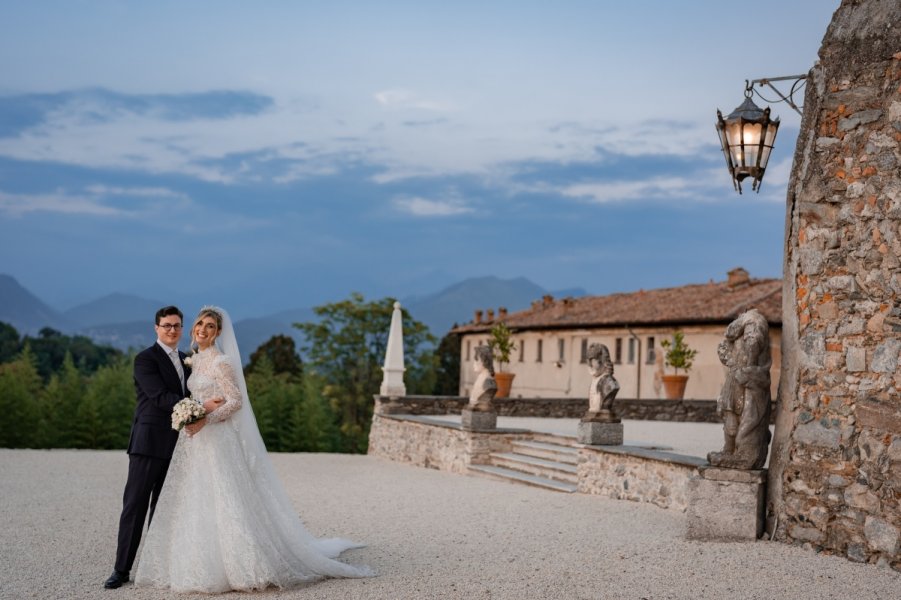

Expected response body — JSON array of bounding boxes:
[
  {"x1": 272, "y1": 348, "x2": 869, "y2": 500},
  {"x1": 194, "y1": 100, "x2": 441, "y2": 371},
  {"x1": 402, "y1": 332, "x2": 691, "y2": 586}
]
[{"x1": 126, "y1": 343, "x2": 191, "y2": 459}]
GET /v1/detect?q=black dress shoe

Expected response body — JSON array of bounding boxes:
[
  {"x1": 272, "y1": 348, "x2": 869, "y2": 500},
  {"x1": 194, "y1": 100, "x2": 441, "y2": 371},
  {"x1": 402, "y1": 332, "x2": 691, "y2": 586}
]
[{"x1": 104, "y1": 570, "x2": 129, "y2": 589}]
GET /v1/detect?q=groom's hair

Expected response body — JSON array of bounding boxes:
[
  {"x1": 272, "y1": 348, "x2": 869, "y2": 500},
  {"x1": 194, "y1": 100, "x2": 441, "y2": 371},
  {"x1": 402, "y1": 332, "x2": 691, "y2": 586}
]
[{"x1": 155, "y1": 305, "x2": 184, "y2": 325}]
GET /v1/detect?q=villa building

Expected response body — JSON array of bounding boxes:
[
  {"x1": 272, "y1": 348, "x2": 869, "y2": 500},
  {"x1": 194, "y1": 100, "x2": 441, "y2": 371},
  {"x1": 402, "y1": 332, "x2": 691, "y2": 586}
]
[{"x1": 454, "y1": 268, "x2": 782, "y2": 400}]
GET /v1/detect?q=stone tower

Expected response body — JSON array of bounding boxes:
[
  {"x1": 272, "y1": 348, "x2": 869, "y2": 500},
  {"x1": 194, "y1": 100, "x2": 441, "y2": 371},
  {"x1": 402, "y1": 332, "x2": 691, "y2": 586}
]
[{"x1": 769, "y1": 0, "x2": 901, "y2": 568}]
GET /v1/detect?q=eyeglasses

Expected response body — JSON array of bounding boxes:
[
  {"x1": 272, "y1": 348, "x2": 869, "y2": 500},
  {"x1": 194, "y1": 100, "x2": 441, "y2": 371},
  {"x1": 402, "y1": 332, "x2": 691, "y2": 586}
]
[{"x1": 157, "y1": 323, "x2": 184, "y2": 331}]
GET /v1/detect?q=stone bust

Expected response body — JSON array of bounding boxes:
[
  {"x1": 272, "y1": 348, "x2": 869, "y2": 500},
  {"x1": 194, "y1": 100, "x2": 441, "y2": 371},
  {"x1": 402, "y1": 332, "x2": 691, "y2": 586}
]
[
  {"x1": 708, "y1": 308, "x2": 772, "y2": 470},
  {"x1": 583, "y1": 343, "x2": 620, "y2": 423},
  {"x1": 468, "y1": 345, "x2": 497, "y2": 412}
]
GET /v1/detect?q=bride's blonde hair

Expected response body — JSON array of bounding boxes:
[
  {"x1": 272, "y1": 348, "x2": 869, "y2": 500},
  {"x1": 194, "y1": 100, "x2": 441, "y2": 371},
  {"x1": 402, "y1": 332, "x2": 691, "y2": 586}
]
[{"x1": 191, "y1": 307, "x2": 223, "y2": 350}]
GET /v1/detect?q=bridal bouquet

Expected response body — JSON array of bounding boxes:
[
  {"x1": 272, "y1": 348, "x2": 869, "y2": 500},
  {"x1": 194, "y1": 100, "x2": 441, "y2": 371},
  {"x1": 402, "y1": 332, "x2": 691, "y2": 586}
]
[{"x1": 172, "y1": 398, "x2": 206, "y2": 431}]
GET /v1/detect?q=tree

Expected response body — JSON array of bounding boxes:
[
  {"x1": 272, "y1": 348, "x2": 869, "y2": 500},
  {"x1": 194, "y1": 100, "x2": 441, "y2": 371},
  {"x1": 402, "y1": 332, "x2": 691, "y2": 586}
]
[
  {"x1": 0, "y1": 322, "x2": 21, "y2": 364},
  {"x1": 294, "y1": 293, "x2": 436, "y2": 453},
  {"x1": 245, "y1": 355, "x2": 303, "y2": 452},
  {"x1": 0, "y1": 346, "x2": 42, "y2": 448},
  {"x1": 25, "y1": 328, "x2": 123, "y2": 380},
  {"x1": 433, "y1": 329, "x2": 461, "y2": 396},
  {"x1": 75, "y1": 356, "x2": 134, "y2": 449},
  {"x1": 39, "y1": 352, "x2": 84, "y2": 447},
  {"x1": 247, "y1": 335, "x2": 303, "y2": 380},
  {"x1": 661, "y1": 330, "x2": 698, "y2": 374},
  {"x1": 290, "y1": 374, "x2": 340, "y2": 452}
]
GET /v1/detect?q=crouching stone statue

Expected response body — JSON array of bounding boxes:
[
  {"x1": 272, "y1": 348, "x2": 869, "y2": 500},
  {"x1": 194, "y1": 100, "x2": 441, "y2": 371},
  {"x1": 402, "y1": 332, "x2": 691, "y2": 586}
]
[{"x1": 707, "y1": 308, "x2": 772, "y2": 470}]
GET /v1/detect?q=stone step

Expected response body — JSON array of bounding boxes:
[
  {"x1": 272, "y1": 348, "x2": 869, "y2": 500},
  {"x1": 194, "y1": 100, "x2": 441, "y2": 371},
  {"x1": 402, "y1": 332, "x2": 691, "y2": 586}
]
[
  {"x1": 489, "y1": 452, "x2": 579, "y2": 484},
  {"x1": 468, "y1": 464, "x2": 577, "y2": 493},
  {"x1": 511, "y1": 440, "x2": 580, "y2": 465},
  {"x1": 528, "y1": 432, "x2": 581, "y2": 448}
]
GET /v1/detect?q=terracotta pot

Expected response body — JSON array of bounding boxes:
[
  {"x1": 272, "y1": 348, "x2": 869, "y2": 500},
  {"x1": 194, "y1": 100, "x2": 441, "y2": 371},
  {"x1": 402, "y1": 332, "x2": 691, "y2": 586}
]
[
  {"x1": 495, "y1": 372, "x2": 515, "y2": 398},
  {"x1": 661, "y1": 374, "x2": 689, "y2": 400}
]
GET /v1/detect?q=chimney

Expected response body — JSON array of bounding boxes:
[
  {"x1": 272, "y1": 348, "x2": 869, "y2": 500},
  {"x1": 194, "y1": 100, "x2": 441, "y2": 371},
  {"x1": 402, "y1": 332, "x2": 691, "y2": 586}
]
[
  {"x1": 498, "y1": 307, "x2": 508, "y2": 319},
  {"x1": 474, "y1": 309, "x2": 483, "y2": 324},
  {"x1": 553, "y1": 297, "x2": 573, "y2": 319},
  {"x1": 542, "y1": 294, "x2": 554, "y2": 308},
  {"x1": 486, "y1": 309, "x2": 495, "y2": 323},
  {"x1": 727, "y1": 267, "x2": 750, "y2": 288}
]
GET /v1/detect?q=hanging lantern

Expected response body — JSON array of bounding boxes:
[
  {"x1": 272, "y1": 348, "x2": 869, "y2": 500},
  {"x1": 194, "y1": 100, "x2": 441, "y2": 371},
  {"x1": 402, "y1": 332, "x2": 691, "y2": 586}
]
[{"x1": 716, "y1": 87, "x2": 780, "y2": 194}]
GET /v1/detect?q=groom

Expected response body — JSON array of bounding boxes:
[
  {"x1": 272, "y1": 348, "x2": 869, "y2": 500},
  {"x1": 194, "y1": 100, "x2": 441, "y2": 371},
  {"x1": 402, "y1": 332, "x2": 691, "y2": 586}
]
[{"x1": 104, "y1": 306, "x2": 220, "y2": 589}]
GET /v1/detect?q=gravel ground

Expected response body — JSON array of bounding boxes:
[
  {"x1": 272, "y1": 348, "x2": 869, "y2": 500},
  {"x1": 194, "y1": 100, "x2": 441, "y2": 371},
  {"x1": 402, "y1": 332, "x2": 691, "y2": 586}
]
[{"x1": 1, "y1": 449, "x2": 898, "y2": 600}]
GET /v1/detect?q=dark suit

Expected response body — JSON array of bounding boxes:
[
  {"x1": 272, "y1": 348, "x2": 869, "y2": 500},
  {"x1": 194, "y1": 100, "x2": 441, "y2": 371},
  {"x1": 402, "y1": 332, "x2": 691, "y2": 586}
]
[{"x1": 113, "y1": 342, "x2": 190, "y2": 574}]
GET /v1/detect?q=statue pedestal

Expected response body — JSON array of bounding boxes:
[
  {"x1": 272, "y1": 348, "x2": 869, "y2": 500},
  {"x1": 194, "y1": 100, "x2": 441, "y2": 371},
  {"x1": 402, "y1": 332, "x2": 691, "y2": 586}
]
[
  {"x1": 686, "y1": 466, "x2": 767, "y2": 541},
  {"x1": 461, "y1": 408, "x2": 497, "y2": 431},
  {"x1": 578, "y1": 421, "x2": 623, "y2": 445}
]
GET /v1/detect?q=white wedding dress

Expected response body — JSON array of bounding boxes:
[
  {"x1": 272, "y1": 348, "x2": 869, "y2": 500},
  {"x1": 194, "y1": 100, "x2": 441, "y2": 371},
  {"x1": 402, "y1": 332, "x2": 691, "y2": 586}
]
[{"x1": 135, "y1": 307, "x2": 372, "y2": 593}]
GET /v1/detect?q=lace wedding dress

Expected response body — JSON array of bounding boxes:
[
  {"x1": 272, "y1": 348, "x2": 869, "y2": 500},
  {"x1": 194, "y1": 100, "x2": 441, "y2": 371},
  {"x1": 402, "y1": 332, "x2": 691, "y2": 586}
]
[{"x1": 135, "y1": 308, "x2": 372, "y2": 593}]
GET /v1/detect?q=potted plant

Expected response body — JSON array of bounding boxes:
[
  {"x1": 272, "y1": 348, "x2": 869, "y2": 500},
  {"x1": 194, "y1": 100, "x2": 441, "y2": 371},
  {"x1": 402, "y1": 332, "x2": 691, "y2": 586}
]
[
  {"x1": 488, "y1": 322, "x2": 517, "y2": 398},
  {"x1": 660, "y1": 330, "x2": 698, "y2": 400}
]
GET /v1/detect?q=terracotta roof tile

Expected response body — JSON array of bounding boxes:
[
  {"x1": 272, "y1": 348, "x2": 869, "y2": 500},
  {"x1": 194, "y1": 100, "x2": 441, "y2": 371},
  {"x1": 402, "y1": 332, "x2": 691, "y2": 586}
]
[{"x1": 454, "y1": 275, "x2": 782, "y2": 333}]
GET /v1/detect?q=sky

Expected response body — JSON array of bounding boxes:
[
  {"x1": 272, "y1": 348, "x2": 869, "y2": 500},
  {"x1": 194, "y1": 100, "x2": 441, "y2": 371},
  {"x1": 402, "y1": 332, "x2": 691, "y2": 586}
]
[{"x1": 0, "y1": 1, "x2": 839, "y2": 319}]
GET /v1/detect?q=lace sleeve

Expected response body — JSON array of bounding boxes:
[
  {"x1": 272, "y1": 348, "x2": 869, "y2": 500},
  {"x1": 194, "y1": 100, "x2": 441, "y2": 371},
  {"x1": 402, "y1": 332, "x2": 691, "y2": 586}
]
[{"x1": 206, "y1": 356, "x2": 243, "y2": 424}]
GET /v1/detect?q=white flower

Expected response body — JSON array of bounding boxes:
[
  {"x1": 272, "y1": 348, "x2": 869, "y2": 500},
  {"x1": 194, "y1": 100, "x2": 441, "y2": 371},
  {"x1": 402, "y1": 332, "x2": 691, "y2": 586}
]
[
  {"x1": 183, "y1": 355, "x2": 194, "y2": 367},
  {"x1": 171, "y1": 397, "x2": 206, "y2": 431}
]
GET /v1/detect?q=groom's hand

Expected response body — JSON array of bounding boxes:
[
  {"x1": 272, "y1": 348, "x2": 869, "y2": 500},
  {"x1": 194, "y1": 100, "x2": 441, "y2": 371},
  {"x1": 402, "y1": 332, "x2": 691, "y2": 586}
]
[
  {"x1": 203, "y1": 398, "x2": 225, "y2": 413},
  {"x1": 186, "y1": 417, "x2": 206, "y2": 436}
]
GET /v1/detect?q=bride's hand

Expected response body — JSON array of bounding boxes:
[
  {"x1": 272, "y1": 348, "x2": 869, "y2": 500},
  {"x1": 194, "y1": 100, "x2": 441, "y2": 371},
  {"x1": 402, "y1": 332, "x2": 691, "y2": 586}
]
[
  {"x1": 203, "y1": 398, "x2": 225, "y2": 413},
  {"x1": 186, "y1": 417, "x2": 207, "y2": 436}
]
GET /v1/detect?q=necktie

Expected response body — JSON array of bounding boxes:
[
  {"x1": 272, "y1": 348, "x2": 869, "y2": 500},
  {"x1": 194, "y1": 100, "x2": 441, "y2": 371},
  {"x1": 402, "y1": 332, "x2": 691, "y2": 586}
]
[{"x1": 170, "y1": 350, "x2": 185, "y2": 395}]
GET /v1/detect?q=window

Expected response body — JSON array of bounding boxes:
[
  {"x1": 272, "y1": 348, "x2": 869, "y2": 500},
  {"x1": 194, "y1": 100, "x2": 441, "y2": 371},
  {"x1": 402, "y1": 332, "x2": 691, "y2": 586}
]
[
  {"x1": 628, "y1": 337, "x2": 636, "y2": 364},
  {"x1": 614, "y1": 338, "x2": 622, "y2": 364},
  {"x1": 580, "y1": 338, "x2": 588, "y2": 363},
  {"x1": 558, "y1": 339, "x2": 565, "y2": 362},
  {"x1": 466, "y1": 340, "x2": 471, "y2": 361},
  {"x1": 536, "y1": 339, "x2": 543, "y2": 362},
  {"x1": 646, "y1": 336, "x2": 656, "y2": 364},
  {"x1": 519, "y1": 340, "x2": 525, "y2": 362}
]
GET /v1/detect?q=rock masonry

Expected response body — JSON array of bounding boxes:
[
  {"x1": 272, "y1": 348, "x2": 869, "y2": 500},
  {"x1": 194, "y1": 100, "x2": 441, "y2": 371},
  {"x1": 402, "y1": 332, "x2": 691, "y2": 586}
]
[{"x1": 773, "y1": 0, "x2": 900, "y2": 569}]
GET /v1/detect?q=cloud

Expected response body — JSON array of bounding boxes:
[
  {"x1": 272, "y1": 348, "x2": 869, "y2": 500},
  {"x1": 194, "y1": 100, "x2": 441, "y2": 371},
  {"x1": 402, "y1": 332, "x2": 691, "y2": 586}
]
[
  {"x1": 0, "y1": 90, "x2": 316, "y2": 183},
  {"x1": 0, "y1": 184, "x2": 192, "y2": 218},
  {"x1": 84, "y1": 184, "x2": 190, "y2": 200},
  {"x1": 374, "y1": 89, "x2": 453, "y2": 111},
  {"x1": 551, "y1": 119, "x2": 717, "y2": 158},
  {"x1": 402, "y1": 118, "x2": 449, "y2": 128},
  {"x1": 760, "y1": 156, "x2": 793, "y2": 188},
  {"x1": 393, "y1": 196, "x2": 473, "y2": 217},
  {"x1": 0, "y1": 86, "x2": 777, "y2": 198},
  {"x1": 0, "y1": 189, "x2": 123, "y2": 217},
  {"x1": 561, "y1": 177, "x2": 694, "y2": 203},
  {"x1": 0, "y1": 89, "x2": 274, "y2": 137}
]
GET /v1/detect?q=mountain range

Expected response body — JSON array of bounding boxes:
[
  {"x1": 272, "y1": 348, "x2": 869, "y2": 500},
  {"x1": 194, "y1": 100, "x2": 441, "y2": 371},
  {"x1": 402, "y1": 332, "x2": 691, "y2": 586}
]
[{"x1": 0, "y1": 274, "x2": 585, "y2": 363}]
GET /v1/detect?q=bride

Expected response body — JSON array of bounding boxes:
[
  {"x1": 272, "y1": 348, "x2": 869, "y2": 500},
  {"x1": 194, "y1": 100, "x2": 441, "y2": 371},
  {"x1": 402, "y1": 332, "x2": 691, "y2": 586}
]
[{"x1": 135, "y1": 306, "x2": 373, "y2": 592}]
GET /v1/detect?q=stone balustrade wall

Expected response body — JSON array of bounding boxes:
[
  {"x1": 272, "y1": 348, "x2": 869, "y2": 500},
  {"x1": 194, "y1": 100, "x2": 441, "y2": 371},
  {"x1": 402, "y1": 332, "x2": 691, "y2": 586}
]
[
  {"x1": 368, "y1": 412, "x2": 705, "y2": 511},
  {"x1": 375, "y1": 395, "x2": 734, "y2": 422},
  {"x1": 367, "y1": 414, "x2": 525, "y2": 474},
  {"x1": 578, "y1": 447, "x2": 705, "y2": 511}
]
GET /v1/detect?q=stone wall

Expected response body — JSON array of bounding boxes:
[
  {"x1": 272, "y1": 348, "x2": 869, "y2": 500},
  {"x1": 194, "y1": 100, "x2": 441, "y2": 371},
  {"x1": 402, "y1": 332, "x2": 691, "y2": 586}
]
[
  {"x1": 577, "y1": 446, "x2": 705, "y2": 511},
  {"x1": 367, "y1": 414, "x2": 523, "y2": 474},
  {"x1": 374, "y1": 395, "x2": 727, "y2": 422},
  {"x1": 368, "y1": 410, "x2": 705, "y2": 511},
  {"x1": 771, "y1": 0, "x2": 901, "y2": 569}
]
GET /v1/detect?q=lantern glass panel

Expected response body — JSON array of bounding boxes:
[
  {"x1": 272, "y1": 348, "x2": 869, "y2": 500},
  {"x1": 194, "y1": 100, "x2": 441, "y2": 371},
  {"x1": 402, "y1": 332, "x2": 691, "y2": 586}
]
[
  {"x1": 725, "y1": 122, "x2": 742, "y2": 164},
  {"x1": 742, "y1": 122, "x2": 762, "y2": 147},
  {"x1": 764, "y1": 123, "x2": 778, "y2": 147}
]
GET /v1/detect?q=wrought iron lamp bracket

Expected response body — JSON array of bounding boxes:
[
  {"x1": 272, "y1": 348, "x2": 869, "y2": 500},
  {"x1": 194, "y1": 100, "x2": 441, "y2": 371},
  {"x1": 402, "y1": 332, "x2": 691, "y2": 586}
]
[{"x1": 746, "y1": 74, "x2": 808, "y2": 117}]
